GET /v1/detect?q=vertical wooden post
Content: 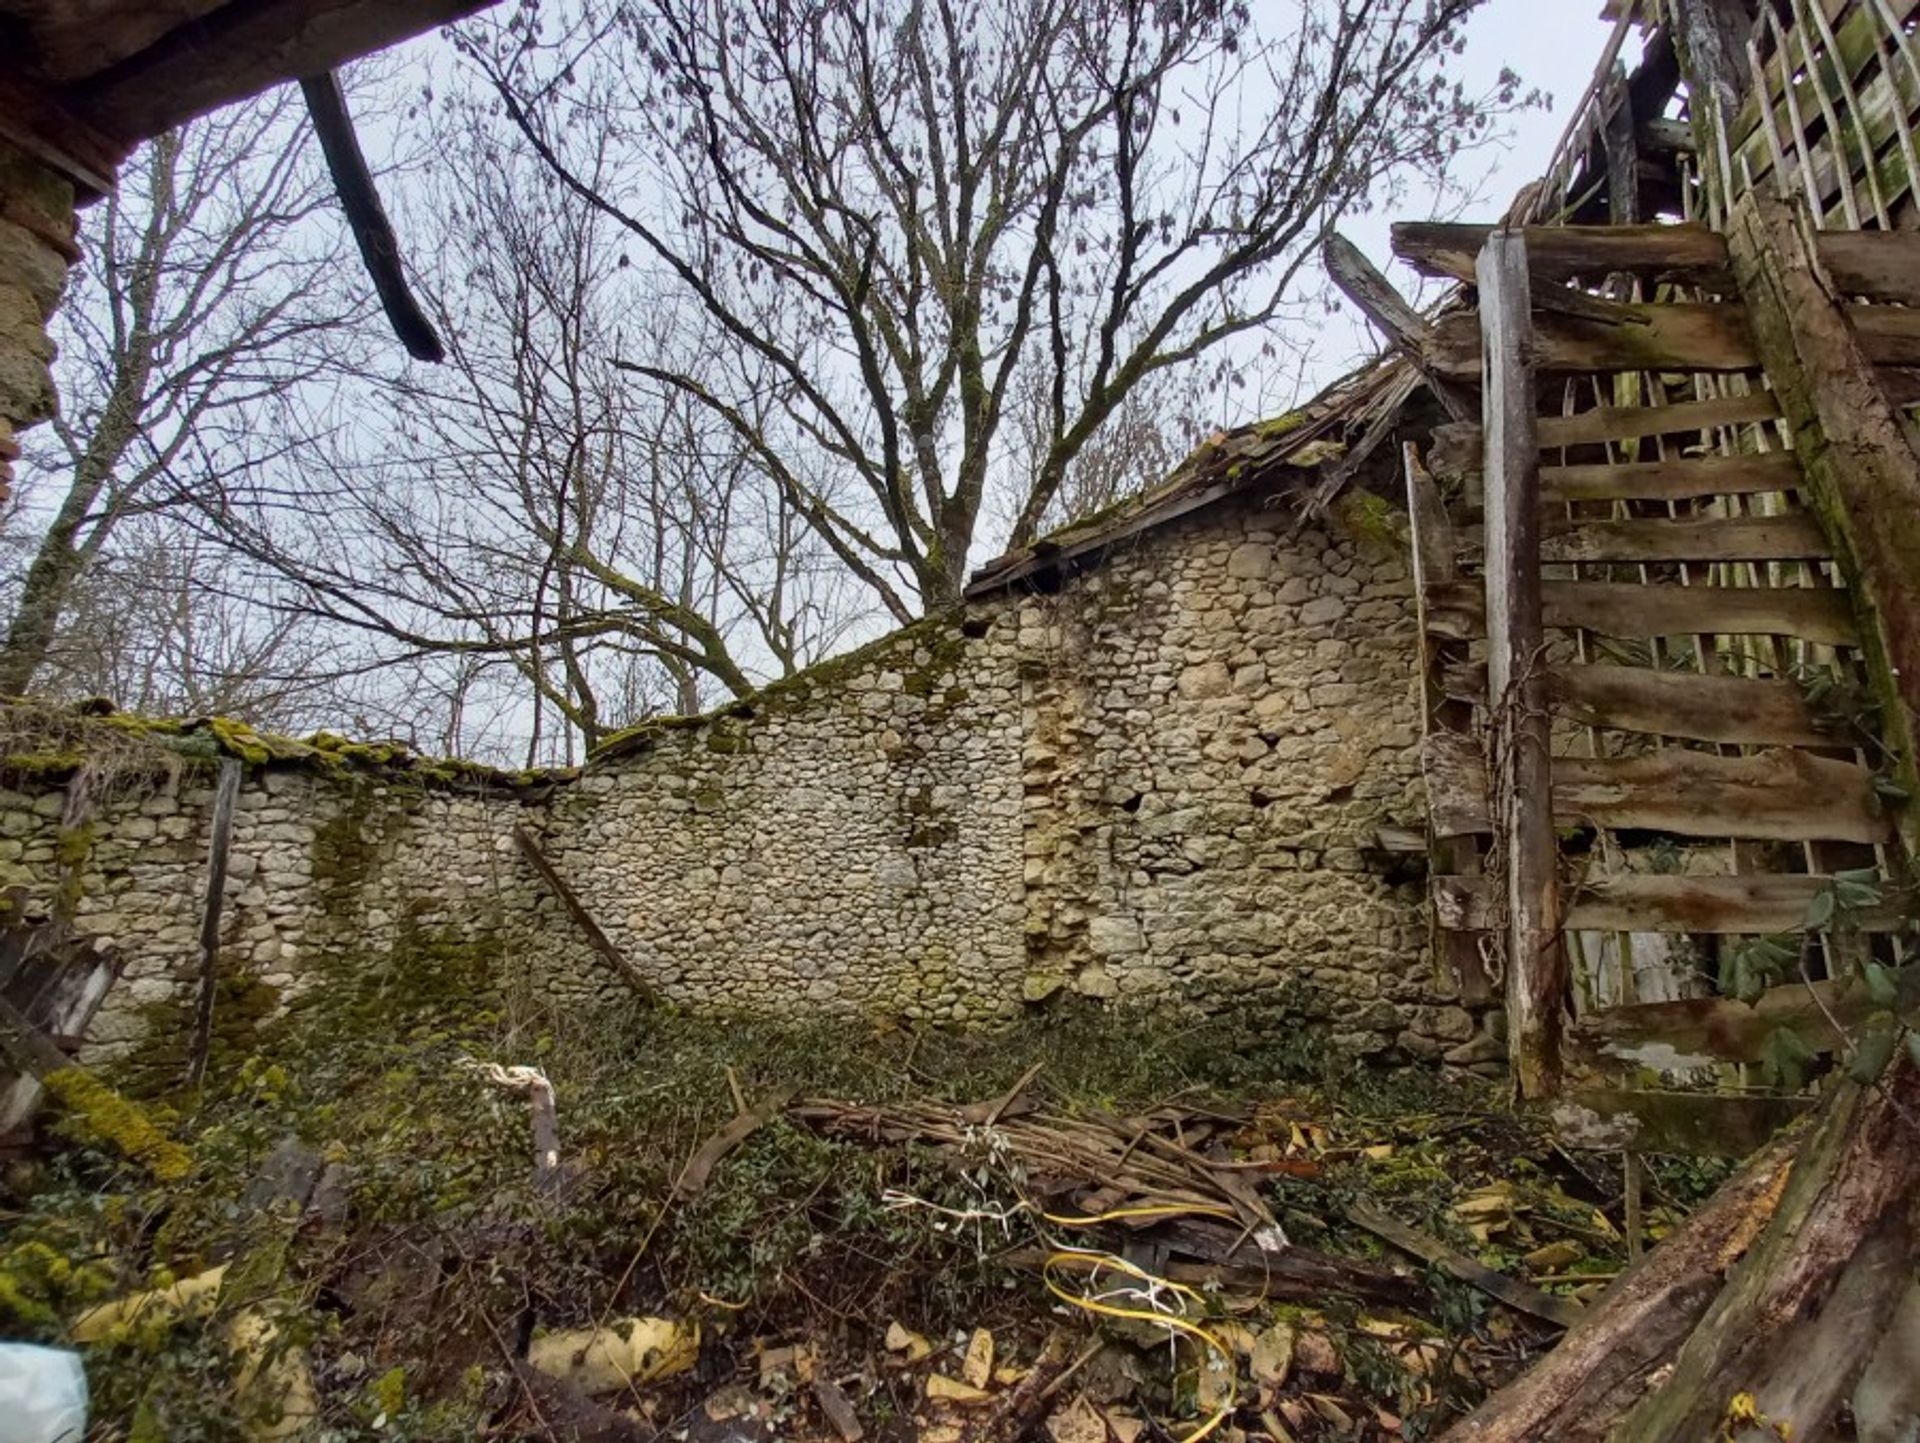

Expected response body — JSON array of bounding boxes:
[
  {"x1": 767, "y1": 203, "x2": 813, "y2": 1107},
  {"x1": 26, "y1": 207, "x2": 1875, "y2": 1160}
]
[
  {"x1": 185, "y1": 757, "x2": 243, "y2": 1089},
  {"x1": 1477, "y1": 231, "x2": 1566, "y2": 1099},
  {"x1": 1406, "y1": 443, "x2": 1491, "y2": 1006}
]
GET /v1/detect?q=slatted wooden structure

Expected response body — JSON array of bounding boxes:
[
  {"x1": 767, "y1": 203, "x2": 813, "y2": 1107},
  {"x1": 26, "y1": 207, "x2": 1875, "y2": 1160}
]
[{"x1": 1376, "y1": 0, "x2": 1920, "y2": 1149}]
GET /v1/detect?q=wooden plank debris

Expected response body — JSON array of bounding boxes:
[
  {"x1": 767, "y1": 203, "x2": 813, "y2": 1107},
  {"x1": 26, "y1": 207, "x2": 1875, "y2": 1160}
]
[
  {"x1": 1347, "y1": 1200, "x2": 1584, "y2": 1328},
  {"x1": 1430, "y1": 391, "x2": 1781, "y2": 463},
  {"x1": 1438, "y1": 873, "x2": 1904, "y2": 937},
  {"x1": 1569, "y1": 979, "x2": 1880, "y2": 1071},
  {"x1": 1428, "y1": 302, "x2": 1757, "y2": 378},
  {"x1": 1541, "y1": 580, "x2": 1858, "y2": 645}
]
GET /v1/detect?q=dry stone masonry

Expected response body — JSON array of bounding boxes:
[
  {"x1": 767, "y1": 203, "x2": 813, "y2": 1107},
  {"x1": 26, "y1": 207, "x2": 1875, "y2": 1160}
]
[{"x1": 0, "y1": 489, "x2": 1494, "y2": 1072}]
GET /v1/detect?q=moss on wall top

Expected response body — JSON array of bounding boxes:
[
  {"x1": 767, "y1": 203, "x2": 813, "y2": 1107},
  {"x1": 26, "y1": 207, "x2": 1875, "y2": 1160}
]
[{"x1": 0, "y1": 699, "x2": 573, "y2": 798}]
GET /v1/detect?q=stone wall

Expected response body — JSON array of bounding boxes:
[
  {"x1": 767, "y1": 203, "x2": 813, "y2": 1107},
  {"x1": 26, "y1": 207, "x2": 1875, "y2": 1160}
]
[
  {"x1": 0, "y1": 138, "x2": 76, "y2": 497},
  {"x1": 0, "y1": 488, "x2": 1491, "y2": 1073}
]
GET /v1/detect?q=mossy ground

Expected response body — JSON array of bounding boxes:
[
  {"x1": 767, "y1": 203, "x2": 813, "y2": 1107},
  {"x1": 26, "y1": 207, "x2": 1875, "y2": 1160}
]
[{"x1": 0, "y1": 973, "x2": 1722, "y2": 1443}]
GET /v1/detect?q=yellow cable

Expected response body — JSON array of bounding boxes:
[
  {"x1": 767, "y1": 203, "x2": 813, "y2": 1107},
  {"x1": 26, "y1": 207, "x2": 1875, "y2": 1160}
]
[
  {"x1": 1037, "y1": 1202, "x2": 1238, "y2": 1227},
  {"x1": 1039, "y1": 1249, "x2": 1237, "y2": 1443}
]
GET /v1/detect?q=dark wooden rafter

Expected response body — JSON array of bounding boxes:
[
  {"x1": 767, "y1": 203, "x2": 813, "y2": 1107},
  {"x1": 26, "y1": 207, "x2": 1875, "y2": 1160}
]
[
  {"x1": 1322, "y1": 234, "x2": 1475, "y2": 421},
  {"x1": 68, "y1": 0, "x2": 497, "y2": 148},
  {"x1": 299, "y1": 71, "x2": 443, "y2": 362}
]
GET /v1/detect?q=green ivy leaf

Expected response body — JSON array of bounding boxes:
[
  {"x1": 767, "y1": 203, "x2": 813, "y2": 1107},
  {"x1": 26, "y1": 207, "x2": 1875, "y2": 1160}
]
[
  {"x1": 1759, "y1": 1025, "x2": 1817, "y2": 1091},
  {"x1": 1864, "y1": 961, "x2": 1898, "y2": 1009},
  {"x1": 1905, "y1": 1030, "x2": 1920, "y2": 1071},
  {"x1": 1804, "y1": 888, "x2": 1836, "y2": 930},
  {"x1": 1847, "y1": 1014, "x2": 1901, "y2": 1084}
]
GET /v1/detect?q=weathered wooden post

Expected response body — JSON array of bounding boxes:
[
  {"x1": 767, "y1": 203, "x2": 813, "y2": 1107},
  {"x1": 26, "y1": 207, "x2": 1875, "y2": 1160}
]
[{"x1": 1476, "y1": 230, "x2": 1565, "y2": 1098}]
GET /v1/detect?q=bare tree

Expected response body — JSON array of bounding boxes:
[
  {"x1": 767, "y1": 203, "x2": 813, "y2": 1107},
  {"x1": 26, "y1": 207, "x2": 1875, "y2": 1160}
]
[
  {"x1": 0, "y1": 88, "x2": 363, "y2": 699},
  {"x1": 464, "y1": 0, "x2": 1524, "y2": 611},
  {"x1": 202, "y1": 115, "x2": 862, "y2": 763}
]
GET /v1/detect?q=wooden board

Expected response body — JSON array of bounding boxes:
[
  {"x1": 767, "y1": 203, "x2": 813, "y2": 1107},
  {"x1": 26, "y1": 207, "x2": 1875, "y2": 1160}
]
[
  {"x1": 1391, "y1": 222, "x2": 1731, "y2": 287},
  {"x1": 1431, "y1": 393, "x2": 1781, "y2": 465},
  {"x1": 1816, "y1": 231, "x2": 1920, "y2": 306},
  {"x1": 1547, "y1": 664, "x2": 1836, "y2": 746},
  {"x1": 1569, "y1": 979, "x2": 1878, "y2": 1071},
  {"x1": 1552, "y1": 1089, "x2": 1816, "y2": 1157},
  {"x1": 1563, "y1": 875, "x2": 1905, "y2": 936},
  {"x1": 1430, "y1": 742, "x2": 1894, "y2": 843},
  {"x1": 1427, "y1": 302, "x2": 1757, "y2": 378},
  {"x1": 1540, "y1": 514, "x2": 1832, "y2": 563},
  {"x1": 1437, "y1": 873, "x2": 1905, "y2": 938},
  {"x1": 1540, "y1": 451, "x2": 1803, "y2": 503},
  {"x1": 1541, "y1": 580, "x2": 1858, "y2": 645},
  {"x1": 1554, "y1": 748, "x2": 1893, "y2": 844}
]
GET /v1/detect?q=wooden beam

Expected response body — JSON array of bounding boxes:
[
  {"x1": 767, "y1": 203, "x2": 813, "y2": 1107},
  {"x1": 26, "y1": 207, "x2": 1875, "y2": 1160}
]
[
  {"x1": 1392, "y1": 222, "x2": 1731, "y2": 287},
  {"x1": 0, "y1": 67, "x2": 124, "y2": 193},
  {"x1": 184, "y1": 757, "x2": 243, "y2": 1089},
  {"x1": 1552, "y1": 1089, "x2": 1814, "y2": 1158},
  {"x1": 1322, "y1": 233, "x2": 1474, "y2": 421},
  {"x1": 71, "y1": 0, "x2": 499, "y2": 147},
  {"x1": 1815, "y1": 231, "x2": 1920, "y2": 305},
  {"x1": 1539, "y1": 513, "x2": 1832, "y2": 564},
  {"x1": 1427, "y1": 301, "x2": 1757, "y2": 378},
  {"x1": 1729, "y1": 190, "x2": 1920, "y2": 839},
  {"x1": 512, "y1": 824, "x2": 658, "y2": 1004},
  {"x1": 1547, "y1": 664, "x2": 1837, "y2": 747},
  {"x1": 1540, "y1": 451, "x2": 1803, "y2": 503},
  {"x1": 1479, "y1": 230, "x2": 1565, "y2": 1100}
]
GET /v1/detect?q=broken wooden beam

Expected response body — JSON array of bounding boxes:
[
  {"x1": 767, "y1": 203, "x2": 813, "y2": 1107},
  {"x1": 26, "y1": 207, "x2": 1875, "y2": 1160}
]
[
  {"x1": 1347, "y1": 1200, "x2": 1583, "y2": 1328},
  {"x1": 1428, "y1": 300, "x2": 1757, "y2": 378},
  {"x1": 1539, "y1": 513, "x2": 1831, "y2": 564},
  {"x1": 512, "y1": 823, "x2": 658, "y2": 1004},
  {"x1": 1438, "y1": 874, "x2": 1905, "y2": 940}
]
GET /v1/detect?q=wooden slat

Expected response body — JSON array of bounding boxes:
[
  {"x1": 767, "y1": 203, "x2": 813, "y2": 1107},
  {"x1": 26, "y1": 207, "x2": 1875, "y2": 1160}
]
[
  {"x1": 1480, "y1": 232, "x2": 1565, "y2": 1099},
  {"x1": 1542, "y1": 580, "x2": 1858, "y2": 645},
  {"x1": 1431, "y1": 393, "x2": 1781, "y2": 466},
  {"x1": 1433, "y1": 873, "x2": 1905, "y2": 937},
  {"x1": 1547, "y1": 664, "x2": 1836, "y2": 746},
  {"x1": 1540, "y1": 514, "x2": 1832, "y2": 563},
  {"x1": 1428, "y1": 741, "x2": 1893, "y2": 843},
  {"x1": 1554, "y1": 748, "x2": 1893, "y2": 844},
  {"x1": 1552, "y1": 1089, "x2": 1816, "y2": 1158},
  {"x1": 1428, "y1": 303, "x2": 1757, "y2": 378},
  {"x1": 1540, "y1": 451, "x2": 1803, "y2": 503},
  {"x1": 1392, "y1": 222, "x2": 1732, "y2": 287},
  {"x1": 1570, "y1": 979, "x2": 1876, "y2": 1072},
  {"x1": 1565, "y1": 875, "x2": 1906, "y2": 936},
  {"x1": 1816, "y1": 231, "x2": 1920, "y2": 305}
]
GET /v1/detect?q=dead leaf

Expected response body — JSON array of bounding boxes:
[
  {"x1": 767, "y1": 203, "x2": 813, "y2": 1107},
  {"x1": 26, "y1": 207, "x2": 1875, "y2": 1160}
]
[
  {"x1": 1045, "y1": 1396, "x2": 1108, "y2": 1443},
  {"x1": 1194, "y1": 1337, "x2": 1236, "y2": 1413},
  {"x1": 1103, "y1": 1409, "x2": 1146, "y2": 1443},
  {"x1": 1250, "y1": 1324, "x2": 1294, "y2": 1388},
  {"x1": 1523, "y1": 1241, "x2": 1583, "y2": 1271},
  {"x1": 963, "y1": 1328, "x2": 995, "y2": 1389},
  {"x1": 886, "y1": 1320, "x2": 934, "y2": 1362},
  {"x1": 813, "y1": 1378, "x2": 864, "y2": 1443},
  {"x1": 927, "y1": 1374, "x2": 993, "y2": 1405},
  {"x1": 1308, "y1": 1393, "x2": 1355, "y2": 1431},
  {"x1": 527, "y1": 1316, "x2": 700, "y2": 1396},
  {"x1": 1294, "y1": 1330, "x2": 1339, "y2": 1377},
  {"x1": 1259, "y1": 1408, "x2": 1299, "y2": 1443}
]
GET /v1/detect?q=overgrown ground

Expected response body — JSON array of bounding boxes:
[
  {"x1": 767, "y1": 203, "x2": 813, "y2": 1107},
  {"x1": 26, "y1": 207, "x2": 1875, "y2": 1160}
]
[{"x1": 0, "y1": 979, "x2": 1729, "y2": 1443}]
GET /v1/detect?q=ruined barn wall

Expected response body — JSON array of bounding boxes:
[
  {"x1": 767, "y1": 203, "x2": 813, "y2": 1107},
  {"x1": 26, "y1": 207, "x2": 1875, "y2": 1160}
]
[
  {"x1": 2, "y1": 491, "x2": 1482, "y2": 1072},
  {"x1": 0, "y1": 762, "x2": 545, "y2": 1074},
  {"x1": 540, "y1": 493, "x2": 1475, "y2": 1060}
]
